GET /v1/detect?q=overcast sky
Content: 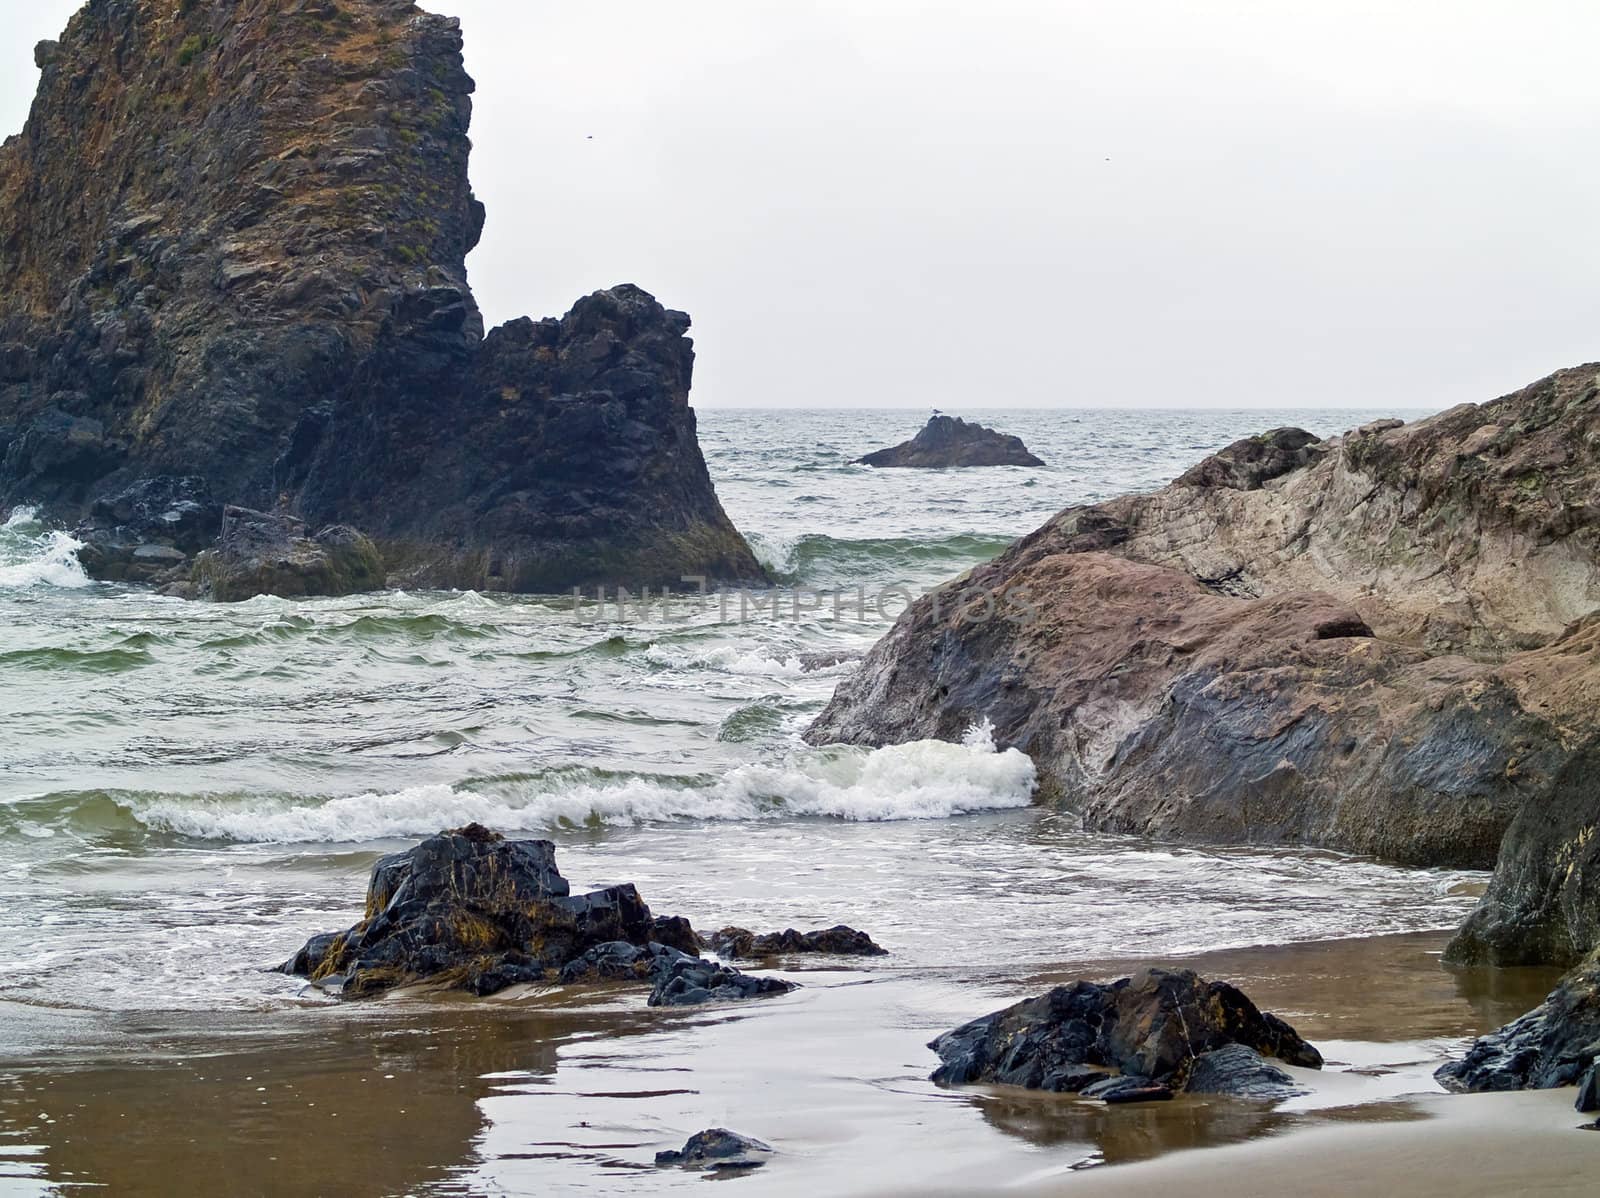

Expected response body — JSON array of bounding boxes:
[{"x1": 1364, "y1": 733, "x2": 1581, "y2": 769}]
[{"x1": 5, "y1": 1, "x2": 1599, "y2": 409}]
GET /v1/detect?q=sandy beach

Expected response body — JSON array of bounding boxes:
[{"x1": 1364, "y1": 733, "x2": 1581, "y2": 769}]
[
  {"x1": 1008, "y1": 1089, "x2": 1597, "y2": 1198},
  {"x1": 2, "y1": 930, "x2": 1584, "y2": 1195}
]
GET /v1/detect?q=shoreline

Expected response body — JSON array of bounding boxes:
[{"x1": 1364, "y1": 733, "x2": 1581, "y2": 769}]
[
  {"x1": 999, "y1": 1088, "x2": 1595, "y2": 1197},
  {"x1": 1, "y1": 927, "x2": 1581, "y2": 1195}
]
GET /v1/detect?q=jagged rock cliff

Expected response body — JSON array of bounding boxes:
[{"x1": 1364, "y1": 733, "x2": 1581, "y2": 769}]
[
  {"x1": 808, "y1": 365, "x2": 1600, "y2": 895},
  {"x1": 0, "y1": 0, "x2": 763, "y2": 593}
]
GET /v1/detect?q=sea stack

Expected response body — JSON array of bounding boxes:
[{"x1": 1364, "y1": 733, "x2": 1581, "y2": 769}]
[
  {"x1": 0, "y1": 0, "x2": 765, "y2": 597},
  {"x1": 855, "y1": 415, "x2": 1044, "y2": 468}
]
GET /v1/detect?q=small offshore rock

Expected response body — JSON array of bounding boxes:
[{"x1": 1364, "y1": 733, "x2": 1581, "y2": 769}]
[
  {"x1": 654, "y1": 1128, "x2": 773, "y2": 1171},
  {"x1": 647, "y1": 956, "x2": 798, "y2": 1007},
  {"x1": 929, "y1": 968, "x2": 1320, "y2": 1097},
  {"x1": 708, "y1": 924, "x2": 887, "y2": 959},
  {"x1": 855, "y1": 415, "x2": 1044, "y2": 468}
]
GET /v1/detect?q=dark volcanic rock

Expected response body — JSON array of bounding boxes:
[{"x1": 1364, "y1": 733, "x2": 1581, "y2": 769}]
[
  {"x1": 191, "y1": 506, "x2": 384, "y2": 602},
  {"x1": 1185, "y1": 1043, "x2": 1307, "y2": 1100},
  {"x1": 808, "y1": 368, "x2": 1600, "y2": 880},
  {"x1": 1080, "y1": 1076, "x2": 1175, "y2": 1104},
  {"x1": 558, "y1": 941, "x2": 696, "y2": 985},
  {"x1": 278, "y1": 826, "x2": 792, "y2": 1007},
  {"x1": 1578, "y1": 1063, "x2": 1600, "y2": 1113},
  {"x1": 280, "y1": 824, "x2": 660, "y2": 998},
  {"x1": 708, "y1": 924, "x2": 887, "y2": 958},
  {"x1": 1175, "y1": 427, "x2": 1325, "y2": 490},
  {"x1": 1436, "y1": 949, "x2": 1600, "y2": 1099},
  {"x1": 855, "y1": 415, "x2": 1044, "y2": 468},
  {"x1": 928, "y1": 968, "x2": 1321, "y2": 1099},
  {"x1": 1446, "y1": 738, "x2": 1600, "y2": 968},
  {"x1": 649, "y1": 915, "x2": 703, "y2": 956},
  {"x1": 71, "y1": 475, "x2": 220, "y2": 584},
  {"x1": 0, "y1": 0, "x2": 762, "y2": 596},
  {"x1": 648, "y1": 956, "x2": 798, "y2": 1007},
  {"x1": 655, "y1": 1129, "x2": 773, "y2": 1171}
]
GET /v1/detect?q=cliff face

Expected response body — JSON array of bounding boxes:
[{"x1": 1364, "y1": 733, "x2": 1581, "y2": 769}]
[
  {"x1": 0, "y1": 0, "x2": 763, "y2": 591},
  {"x1": 808, "y1": 366, "x2": 1600, "y2": 945}
]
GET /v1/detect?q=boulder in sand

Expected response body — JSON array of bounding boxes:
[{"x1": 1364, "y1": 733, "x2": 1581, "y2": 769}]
[{"x1": 929, "y1": 968, "x2": 1321, "y2": 1102}]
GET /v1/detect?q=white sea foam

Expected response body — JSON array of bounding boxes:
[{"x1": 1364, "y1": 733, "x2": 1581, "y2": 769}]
[
  {"x1": 0, "y1": 508, "x2": 91, "y2": 590},
  {"x1": 747, "y1": 531, "x2": 801, "y2": 576},
  {"x1": 128, "y1": 725, "x2": 1037, "y2": 842},
  {"x1": 642, "y1": 642, "x2": 827, "y2": 678}
]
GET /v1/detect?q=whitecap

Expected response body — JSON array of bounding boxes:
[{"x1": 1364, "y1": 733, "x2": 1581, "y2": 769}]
[
  {"x1": 642, "y1": 641, "x2": 817, "y2": 678},
  {"x1": 0, "y1": 508, "x2": 91, "y2": 590},
  {"x1": 125, "y1": 724, "x2": 1038, "y2": 842}
]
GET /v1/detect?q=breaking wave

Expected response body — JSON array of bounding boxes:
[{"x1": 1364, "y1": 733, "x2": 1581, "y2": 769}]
[
  {"x1": 5, "y1": 723, "x2": 1036, "y2": 844},
  {"x1": 0, "y1": 507, "x2": 90, "y2": 590},
  {"x1": 748, "y1": 531, "x2": 1016, "y2": 587}
]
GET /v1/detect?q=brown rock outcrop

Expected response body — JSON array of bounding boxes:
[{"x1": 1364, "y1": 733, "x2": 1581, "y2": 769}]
[{"x1": 808, "y1": 365, "x2": 1600, "y2": 885}]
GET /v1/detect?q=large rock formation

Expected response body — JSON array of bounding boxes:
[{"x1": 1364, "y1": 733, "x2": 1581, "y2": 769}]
[
  {"x1": 0, "y1": 0, "x2": 763, "y2": 594},
  {"x1": 855, "y1": 415, "x2": 1044, "y2": 468},
  {"x1": 929, "y1": 968, "x2": 1321, "y2": 1102},
  {"x1": 808, "y1": 365, "x2": 1600, "y2": 880}
]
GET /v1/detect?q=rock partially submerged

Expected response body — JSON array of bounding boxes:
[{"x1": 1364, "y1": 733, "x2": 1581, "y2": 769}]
[
  {"x1": 929, "y1": 968, "x2": 1321, "y2": 1103},
  {"x1": 70, "y1": 477, "x2": 221, "y2": 586},
  {"x1": 278, "y1": 826, "x2": 788, "y2": 1006},
  {"x1": 809, "y1": 366, "x2": 1600, "y2": 877},
  {"x1": 1436, "y1": 949, "x2": 1600, "y2": 1105},
  {"x1": 655, "y1": 1129, "x2": 773, "y2": 1171},
  {"x1": 0, "y1": 0, "x2": 763, "y2": 598},
  {"x1": 190, "y1": 507, "x2": 384, "y2": 602},
  {"x1": 1185, "y1": 1042, "x2": 1307, "y2": 1101},
  {"x1": 855, "y1": 415, "x2": 1044, "y2": 468},
  {"x1": 648, "y1": 957, "x2": 797, "y2": 1007},
  {"x1": 707, "y1": 925, "x2": 887, "y2": 959}
]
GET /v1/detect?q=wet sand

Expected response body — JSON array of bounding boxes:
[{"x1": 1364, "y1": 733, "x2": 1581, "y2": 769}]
[
  {"x1": 0, "y1": 931, "x2": 1578, "y2": 1196},
  {"x1": 998, "y1": 1089, "x2": 1598, "y2": 1198}
]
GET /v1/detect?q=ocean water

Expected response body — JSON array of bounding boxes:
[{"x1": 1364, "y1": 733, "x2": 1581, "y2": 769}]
[{"x1": 0, "y1": 407, "x2": 1497, "y2": 1195}]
